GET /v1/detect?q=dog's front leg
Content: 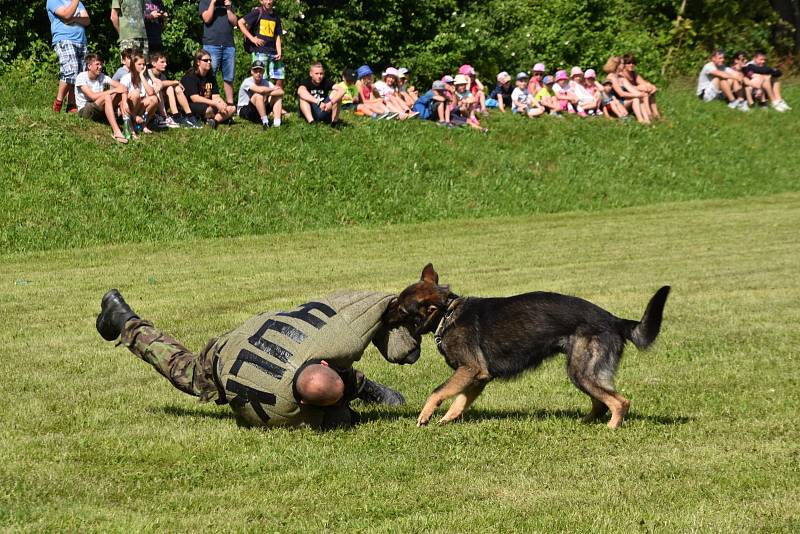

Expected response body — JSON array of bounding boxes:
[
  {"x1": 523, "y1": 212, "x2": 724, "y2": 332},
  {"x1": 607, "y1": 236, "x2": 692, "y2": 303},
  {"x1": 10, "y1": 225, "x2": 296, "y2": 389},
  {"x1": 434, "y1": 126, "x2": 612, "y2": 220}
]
[
  {"x1": 417, "y1": 366, "x2": 479, "y2": 426},
  {"x1": 439, "y1": 382, "x2": 487, "y2": 424}
]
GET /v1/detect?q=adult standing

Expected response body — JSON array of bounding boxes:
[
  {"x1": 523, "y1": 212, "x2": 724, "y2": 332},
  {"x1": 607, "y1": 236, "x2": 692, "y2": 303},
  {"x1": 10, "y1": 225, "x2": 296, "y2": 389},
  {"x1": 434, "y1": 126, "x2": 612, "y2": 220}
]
[
  {"x1": 238, "y1": 0, "x2": 284, "y2": 88},
  {"x1": 47, "y1": 0, "x2": 90, "y2": 113},
  {"x1": 144, "y1": 0, "x2": 168, "y2": 53},
  {"x1": 111, "y1": 0, "x2": 148, "y2": 58},
  {"x1": 199, "y1": 0, "x2": 238, "y2": 105},
  {"x1": 296, "y1": 62, "x2": 345, "y2": 125}
]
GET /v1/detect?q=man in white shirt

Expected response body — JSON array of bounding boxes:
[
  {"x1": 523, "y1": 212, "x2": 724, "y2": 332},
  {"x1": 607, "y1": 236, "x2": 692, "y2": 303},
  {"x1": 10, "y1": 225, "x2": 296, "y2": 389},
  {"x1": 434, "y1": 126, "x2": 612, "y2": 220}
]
[
  {"x1": 237, "y1": 59, "x2": 284, "y2": 129},
  {"x1": 75, "y1": 53, "x2": 130, "y2": 143},
  {"x1": 696, "y1": 49, "x2": 748, "y2": 111}
]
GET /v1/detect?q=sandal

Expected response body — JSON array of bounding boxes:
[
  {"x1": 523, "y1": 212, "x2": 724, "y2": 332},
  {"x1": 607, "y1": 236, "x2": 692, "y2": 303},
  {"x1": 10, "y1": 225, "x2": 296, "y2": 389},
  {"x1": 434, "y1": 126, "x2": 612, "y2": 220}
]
[{"x1": 112, "y1": 133, "x2": 129, "y2": 144}]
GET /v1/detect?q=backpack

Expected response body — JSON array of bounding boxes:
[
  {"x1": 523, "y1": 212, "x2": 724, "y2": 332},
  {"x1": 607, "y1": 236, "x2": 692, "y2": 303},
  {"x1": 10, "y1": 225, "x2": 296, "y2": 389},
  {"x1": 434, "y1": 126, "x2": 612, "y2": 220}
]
[{"x1": 242, "y1": 8, "x2": 263, "y2": 54}]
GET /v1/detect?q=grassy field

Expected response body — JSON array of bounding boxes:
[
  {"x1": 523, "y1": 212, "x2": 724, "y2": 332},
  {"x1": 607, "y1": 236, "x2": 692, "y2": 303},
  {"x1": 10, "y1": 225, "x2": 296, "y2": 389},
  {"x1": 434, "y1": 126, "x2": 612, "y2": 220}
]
[
  {"x1": 1, "y1": 193, "x2": 798, "y2": 531},
  {"x1": 1, "y1": 76, "x2": 799, "y2": 254}
]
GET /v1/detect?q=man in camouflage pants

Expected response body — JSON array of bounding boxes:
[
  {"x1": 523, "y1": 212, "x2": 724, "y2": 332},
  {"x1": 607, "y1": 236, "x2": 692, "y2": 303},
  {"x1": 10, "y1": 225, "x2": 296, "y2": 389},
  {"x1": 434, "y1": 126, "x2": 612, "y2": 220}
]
[{"x1": 96, "y1": 288, "x2": 420, "y2": 429}]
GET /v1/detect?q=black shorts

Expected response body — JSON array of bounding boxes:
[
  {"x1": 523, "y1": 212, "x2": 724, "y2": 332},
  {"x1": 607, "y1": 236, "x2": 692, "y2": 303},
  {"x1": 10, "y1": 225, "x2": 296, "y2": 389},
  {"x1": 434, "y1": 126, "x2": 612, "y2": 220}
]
[
  {"x1": 189, "y1": 102, "x2": 211, "y2": 119},
  {"x1": 238, "y1": 101, "x2": 272, "y2": 123}
]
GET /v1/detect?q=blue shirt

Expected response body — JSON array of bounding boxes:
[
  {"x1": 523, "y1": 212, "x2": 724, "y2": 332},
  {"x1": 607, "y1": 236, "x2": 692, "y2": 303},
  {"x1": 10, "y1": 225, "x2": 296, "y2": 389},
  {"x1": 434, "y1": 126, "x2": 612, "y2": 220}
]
[{"x1": 47, "y1": 0, "x2": 88, "y2": 45}]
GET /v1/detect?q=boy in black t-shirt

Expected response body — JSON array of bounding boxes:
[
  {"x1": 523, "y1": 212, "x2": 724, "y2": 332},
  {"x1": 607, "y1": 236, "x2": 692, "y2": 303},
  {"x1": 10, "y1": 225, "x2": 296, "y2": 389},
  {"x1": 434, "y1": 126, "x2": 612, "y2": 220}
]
[
  {"x1": 179, "y1": 49, "x2": 236, "y2": 128},
  {"x1": 296, "y1": 62, "x2": 345, "y2": 125},
  {"x1": 238, "y1": 0, "x2": 285, "y2": 87}
]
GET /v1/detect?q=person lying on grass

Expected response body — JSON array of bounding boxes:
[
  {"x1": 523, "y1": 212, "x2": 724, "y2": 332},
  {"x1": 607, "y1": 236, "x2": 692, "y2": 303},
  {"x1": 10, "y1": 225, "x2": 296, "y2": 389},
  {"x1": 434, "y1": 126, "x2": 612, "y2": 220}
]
[
  {"x1": 74, "y1": 53, "x2": 129, "y2": 144},
  {"x1": 95, "y1": 289, "x2": 420, "y2": 429}
]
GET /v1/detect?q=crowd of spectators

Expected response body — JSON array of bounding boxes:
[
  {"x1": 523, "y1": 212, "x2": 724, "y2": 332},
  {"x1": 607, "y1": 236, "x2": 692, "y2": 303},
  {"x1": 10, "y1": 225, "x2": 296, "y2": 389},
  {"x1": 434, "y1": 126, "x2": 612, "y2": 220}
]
[{"x1": 46, "y1": 0, "x2": 791, "y2": 143}]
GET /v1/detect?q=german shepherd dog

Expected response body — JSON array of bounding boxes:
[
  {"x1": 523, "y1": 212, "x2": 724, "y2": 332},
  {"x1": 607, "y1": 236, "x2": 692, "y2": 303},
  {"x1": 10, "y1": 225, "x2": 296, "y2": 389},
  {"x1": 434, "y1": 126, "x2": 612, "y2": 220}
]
[{"x1": 383, "y1": 264, "x2": 670, "y2": 429}]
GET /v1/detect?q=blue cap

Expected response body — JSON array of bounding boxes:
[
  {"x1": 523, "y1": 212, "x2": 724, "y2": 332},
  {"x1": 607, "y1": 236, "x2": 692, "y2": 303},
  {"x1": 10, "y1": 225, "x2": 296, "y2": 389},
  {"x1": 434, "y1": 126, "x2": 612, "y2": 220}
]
[{"x1": 356, "y1": 65, "x2": 373, "y2": 79}]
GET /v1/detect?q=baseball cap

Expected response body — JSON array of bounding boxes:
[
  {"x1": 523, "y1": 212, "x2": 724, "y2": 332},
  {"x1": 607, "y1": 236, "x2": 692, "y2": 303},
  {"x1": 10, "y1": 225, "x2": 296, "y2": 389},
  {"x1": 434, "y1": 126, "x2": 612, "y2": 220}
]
[
  {"x1": 398, "y1": 67, "x2": 409, "y2": 78},
  {"x1": 497, "y1": 71, "x2": 511, "y2": 83},
  {"x1": 442, "y1": 75, "x2": 455, "y2": 83},
  {"x1": 516, "y1": 71, "x2": 529, "y2": 80},
  {"x1": 555, "y1": 69, "x2": 569, "y2": 81},
  {"x1": 570, "y1": 66, "x2": 583, "y2": 77},
  {"x1": 584, "y1": 68, "x2": 597, "y2": 79},
  {"x1": 356, "y1": 65, "x2": 373, "y2": 78},
  {"x1": 251, "y1": 59, "x2": 266, "y2": 70},
  {"x1": 458, "y1": 64, "x2": 475, "y2": 75},
  {"x1": 542, "y1": 75, "x2": 554, "y2": 85},
  {"x1": 382, "y1": 67, "x2": 400, "y2": 78},
  {"x1": 454, "y1": 74, "x2": 470, "y2": 85},
  {"x1": 533, "y1": 62, "x2": 546, "y2": 72},
  {"x1": 432, "y1": 80, "x2": 446, "y2": 91}
]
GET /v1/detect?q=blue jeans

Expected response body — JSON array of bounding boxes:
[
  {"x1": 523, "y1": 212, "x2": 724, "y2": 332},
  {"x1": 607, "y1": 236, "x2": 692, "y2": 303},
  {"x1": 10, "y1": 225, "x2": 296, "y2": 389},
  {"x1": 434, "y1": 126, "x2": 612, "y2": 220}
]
[{"x1": 204, "y1": 44, "x2": 236, "y2": 82}]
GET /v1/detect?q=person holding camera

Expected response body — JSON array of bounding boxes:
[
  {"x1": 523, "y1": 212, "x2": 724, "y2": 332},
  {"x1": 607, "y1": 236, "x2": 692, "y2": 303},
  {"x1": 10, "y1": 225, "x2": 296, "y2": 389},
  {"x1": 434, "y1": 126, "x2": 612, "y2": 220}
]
[
  {"x1": 144, "y1": 0, "x2": 168, "y2": 53},
  {"x1": 199, "y1": 0, "x2": 238, "y2": 106},
  {"x1": 179, "y1": 48, "x2": 236, "y2": 128},
  {"x1": 111, "y1": 0, "x2": 148, "y2": 58}
]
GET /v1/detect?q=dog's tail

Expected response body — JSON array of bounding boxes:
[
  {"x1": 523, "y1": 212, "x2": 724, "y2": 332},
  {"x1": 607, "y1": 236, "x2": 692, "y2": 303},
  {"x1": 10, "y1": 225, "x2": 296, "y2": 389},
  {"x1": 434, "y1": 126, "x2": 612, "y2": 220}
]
[{"x1": 623, "y1": 286, "x2": 671, "y2": 350}]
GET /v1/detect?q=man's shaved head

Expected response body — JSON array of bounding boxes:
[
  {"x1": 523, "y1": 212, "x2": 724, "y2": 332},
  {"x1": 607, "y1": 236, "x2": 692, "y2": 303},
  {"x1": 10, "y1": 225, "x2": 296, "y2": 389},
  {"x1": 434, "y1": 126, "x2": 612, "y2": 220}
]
[{"x1": 295, "y1": 364, "x2": 345, "y2": 406}]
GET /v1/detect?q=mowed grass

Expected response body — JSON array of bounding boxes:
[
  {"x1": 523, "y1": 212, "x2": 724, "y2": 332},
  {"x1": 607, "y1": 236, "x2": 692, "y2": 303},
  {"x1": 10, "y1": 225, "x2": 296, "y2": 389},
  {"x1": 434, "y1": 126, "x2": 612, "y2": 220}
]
[
  {"x1": 1, "y1": 194, "x2": 798, "y2": 531},
  {"x1": 1, "y1": 75, "x2": 799, "y2": 254}
]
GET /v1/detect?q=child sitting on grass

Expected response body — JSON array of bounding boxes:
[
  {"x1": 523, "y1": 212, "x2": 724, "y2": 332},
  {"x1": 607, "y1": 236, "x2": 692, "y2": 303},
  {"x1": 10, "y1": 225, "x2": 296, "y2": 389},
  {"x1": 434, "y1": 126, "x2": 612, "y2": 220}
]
[
  {"x1": 397, "y1": 67, "x2": 418, "y2": 107},
  {"x1": 375, "y1": 67, "x2": 417, "y2": 119},
  {"x1": 511, "y1": 72, "x2": 544, "y2": 118},
  {"x1": 454, "y1": 74, "x2": 486, "y2": 131},
  {"x1": 487, "y1": 71, "x2": 513, "y2": 112},
  {"x1": 334, "y1": 67, "x2": 358, "y2": 111},
  {"x1": 120, "y1": 50, "x2": 159, "y2": 136},
  {"x1": 355, "y1": 65, "x2": 392, "y2": 118},
  {"x1": 412, "y1": 80, "x2": 450, "y2": 124},
  {"x1": 534, "y1": 74, "x2": 559, "y2": 114},
  {"x1": 459, "y1": 64, "x2": 488, "y2": 115},
  {"x1": 552, "y1": 69, "x2": 579, "y2": 114},
  {"x1": 599, "y1": 78, "x2": 628, "y2": 119}
]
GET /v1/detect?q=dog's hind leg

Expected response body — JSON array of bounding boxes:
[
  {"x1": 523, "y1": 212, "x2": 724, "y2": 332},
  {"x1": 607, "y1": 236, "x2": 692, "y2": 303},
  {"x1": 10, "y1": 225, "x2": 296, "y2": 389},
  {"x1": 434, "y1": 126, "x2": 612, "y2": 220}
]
[
  {"x1": 417, "y1": 366, "x2": 482, "y2": 426},
  {"x1": 567, "y1": 336, "x2": 630, "y2": 429},
  {"x1": 439, "y1": 382, "x2": 487, "y2": 424}
]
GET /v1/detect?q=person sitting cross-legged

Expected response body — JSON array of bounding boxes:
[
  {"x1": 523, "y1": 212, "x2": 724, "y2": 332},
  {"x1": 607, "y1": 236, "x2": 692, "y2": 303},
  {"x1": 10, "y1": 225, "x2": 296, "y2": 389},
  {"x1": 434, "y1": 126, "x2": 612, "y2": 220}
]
[{"x1": 237, "y1": 59, "x2": 284, "y2": 129}]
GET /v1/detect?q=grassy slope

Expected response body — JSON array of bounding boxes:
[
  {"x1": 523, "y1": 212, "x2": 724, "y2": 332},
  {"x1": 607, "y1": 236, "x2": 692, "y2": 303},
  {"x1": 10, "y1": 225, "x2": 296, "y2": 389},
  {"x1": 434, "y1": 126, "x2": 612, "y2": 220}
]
[
  {"x1": 1, "y1": 76, "x2": 799, "y2": 254},
  {"x1": 0, "y1": 194, "x2": 798, "y2": 531}
]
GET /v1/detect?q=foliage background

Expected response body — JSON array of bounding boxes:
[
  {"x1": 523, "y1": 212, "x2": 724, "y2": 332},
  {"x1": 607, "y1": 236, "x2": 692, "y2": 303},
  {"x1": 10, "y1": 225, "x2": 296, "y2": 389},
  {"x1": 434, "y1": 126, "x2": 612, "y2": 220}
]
[{"x1": 0, "y1": 0, "x2": 795, "y2": 87}]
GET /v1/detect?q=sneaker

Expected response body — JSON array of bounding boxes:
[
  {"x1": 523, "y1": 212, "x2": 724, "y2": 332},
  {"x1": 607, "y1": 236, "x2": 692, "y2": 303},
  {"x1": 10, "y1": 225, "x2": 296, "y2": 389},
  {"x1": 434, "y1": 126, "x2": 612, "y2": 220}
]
[
  {"x1": 577, "y1": 111, "x2": 588, "y2": 117},
  {"x1": 187, "y1": 116, "x2": 203, "y2": 129},
  {"x1": 357, "y1": 379, "x2": 406, "y2": 406},
  {"x1": 773, "y1": 100, "x2": 790, "y2": 112},
  {"x1": 728, "y1": 98, "x2": 741, "y2": 109},
  {"x1": 262, "y1": 122, "x2": 270, "y2": 131},
  {"x1": 66, "y1": 105, "x2": 78, "y2": 114},
  {"x1": 163, "y1": 116, "x2": 180, "y2": 129},
  {"x1": 385, "y1": 112, "x2": 399, "y2": 120},
  {"x1": 151, "y1": 115, "x2": 168, "y2": 130},
  {"x1": 377, "y1": 112, "x2": 392, "y2": 120},
  {"x1": 52, "y1": 99, "x2": 63, "y2": 113},
  {"x1": 779, "y1": 100, "x2": 792, "y2": 110},
  {"x1": 737, "y1": 100, "x2": 750, "y2": 112},
  {"x1": 207, "y1": 118, "x2": 217, "y2": 129}
]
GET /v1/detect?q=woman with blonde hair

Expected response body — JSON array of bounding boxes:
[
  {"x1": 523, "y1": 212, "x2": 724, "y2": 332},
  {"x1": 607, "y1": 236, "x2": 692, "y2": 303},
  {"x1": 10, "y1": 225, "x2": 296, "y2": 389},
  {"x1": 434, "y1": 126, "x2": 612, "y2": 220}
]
[{"x1": 603, "y1": 55, "x2": 650, "y2": 124}]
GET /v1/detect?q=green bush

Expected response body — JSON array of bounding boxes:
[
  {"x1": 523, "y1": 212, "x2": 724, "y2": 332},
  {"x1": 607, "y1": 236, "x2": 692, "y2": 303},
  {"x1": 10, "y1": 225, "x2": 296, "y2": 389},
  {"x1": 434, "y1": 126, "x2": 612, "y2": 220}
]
[{"x1": 0, "y1": 0, "x2": 795, "y2": 86}]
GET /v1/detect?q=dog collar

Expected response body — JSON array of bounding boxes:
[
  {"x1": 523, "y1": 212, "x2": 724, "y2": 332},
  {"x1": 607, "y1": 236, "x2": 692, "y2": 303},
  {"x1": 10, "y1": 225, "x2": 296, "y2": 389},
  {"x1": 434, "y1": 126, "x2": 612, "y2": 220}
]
[{"x1": 434, "y1": 297, "x2": 461, "y2": 353}]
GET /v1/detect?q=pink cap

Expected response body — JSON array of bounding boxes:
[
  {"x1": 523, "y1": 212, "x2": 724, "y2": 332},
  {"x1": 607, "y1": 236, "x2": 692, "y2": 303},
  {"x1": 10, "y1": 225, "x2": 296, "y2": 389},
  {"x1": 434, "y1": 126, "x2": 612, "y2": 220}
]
[
  {"x1": 382, "y1": 67, "x2": 400, "y2": 78},
  {"x1": 584, "y1": 68, "x2": 597, "y2": 79},
  {"x1": 555, "y1": 69, "x2": 569, "y2": 81},
  {"x1": 533, "y1": 63, "x2": 546, "y2": 72},
  {"x1": 570, "y1": 66, "x2": 583, "y2": 77},
  {"x1": 458, "y1": 64, "x2": 475, "y2": 75}
]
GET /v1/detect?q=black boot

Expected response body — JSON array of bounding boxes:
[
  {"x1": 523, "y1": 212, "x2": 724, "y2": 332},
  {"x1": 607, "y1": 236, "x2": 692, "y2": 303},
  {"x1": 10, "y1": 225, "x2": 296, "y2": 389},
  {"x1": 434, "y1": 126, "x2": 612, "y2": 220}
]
[
  {"x1": 96, "y1": 289, "x2": 139, "y2": 341},
  {"x1": 357, "y1": 378, "x2": 406, "y2": 406}
]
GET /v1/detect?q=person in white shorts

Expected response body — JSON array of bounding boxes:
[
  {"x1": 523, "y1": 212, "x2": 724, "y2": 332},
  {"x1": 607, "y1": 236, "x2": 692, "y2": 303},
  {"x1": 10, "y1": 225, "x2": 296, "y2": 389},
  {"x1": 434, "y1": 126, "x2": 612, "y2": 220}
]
[{"x1": 697, "y1": 49, "x2": 748, "y2": 111}]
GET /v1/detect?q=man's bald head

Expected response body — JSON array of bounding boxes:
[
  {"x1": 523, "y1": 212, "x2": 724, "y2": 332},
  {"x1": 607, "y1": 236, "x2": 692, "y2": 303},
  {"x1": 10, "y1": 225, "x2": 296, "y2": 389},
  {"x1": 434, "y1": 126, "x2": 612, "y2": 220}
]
[{"x1": 295, "y1": 363, "x2": 345, "y2": 406}]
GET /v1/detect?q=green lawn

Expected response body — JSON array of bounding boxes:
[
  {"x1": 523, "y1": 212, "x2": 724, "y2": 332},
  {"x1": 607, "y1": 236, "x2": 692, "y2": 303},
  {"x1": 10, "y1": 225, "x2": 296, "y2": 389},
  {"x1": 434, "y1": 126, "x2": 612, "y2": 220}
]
[
  {"x1": 1, "y1": 77, "x2": 799, "y2": 254},
  {"x1": 1, "y1": 194, "x2": 798, "y2": 531}
]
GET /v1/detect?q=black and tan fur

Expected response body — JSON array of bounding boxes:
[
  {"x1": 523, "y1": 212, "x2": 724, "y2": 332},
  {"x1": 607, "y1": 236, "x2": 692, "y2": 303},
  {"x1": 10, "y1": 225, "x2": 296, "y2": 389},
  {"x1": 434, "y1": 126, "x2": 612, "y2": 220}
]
[{"x1": 383, "y1": 264, "x2": 670, "y2": 429}]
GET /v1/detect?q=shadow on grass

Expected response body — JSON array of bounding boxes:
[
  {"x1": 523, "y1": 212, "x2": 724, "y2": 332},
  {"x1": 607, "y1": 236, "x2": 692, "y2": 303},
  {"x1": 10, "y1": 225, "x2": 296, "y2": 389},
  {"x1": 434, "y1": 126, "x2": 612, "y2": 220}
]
[
  {"x1": 149, "y1": 403, "x2": 691, "y2": 427},
  {"x1": 358, "y1": 406, "x2": 692, "y2": 426}
]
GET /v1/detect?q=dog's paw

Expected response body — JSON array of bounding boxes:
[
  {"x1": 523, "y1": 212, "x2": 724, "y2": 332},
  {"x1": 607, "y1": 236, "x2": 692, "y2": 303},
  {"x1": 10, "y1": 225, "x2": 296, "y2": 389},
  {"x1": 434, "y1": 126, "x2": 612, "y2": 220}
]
[{"x1": 416, "y1": 412, "x2": 432, "y2": 427}]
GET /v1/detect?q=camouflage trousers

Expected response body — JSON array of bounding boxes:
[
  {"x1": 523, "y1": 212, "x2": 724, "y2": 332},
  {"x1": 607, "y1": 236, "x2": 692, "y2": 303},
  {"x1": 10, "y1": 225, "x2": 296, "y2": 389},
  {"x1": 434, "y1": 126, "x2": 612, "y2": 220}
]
[
  {"x1": 118, "y1": 38, "x2": 148, "y2": 58},
  {"x1": 120, "y1": 318, "x2": 221, "y2": 403}
]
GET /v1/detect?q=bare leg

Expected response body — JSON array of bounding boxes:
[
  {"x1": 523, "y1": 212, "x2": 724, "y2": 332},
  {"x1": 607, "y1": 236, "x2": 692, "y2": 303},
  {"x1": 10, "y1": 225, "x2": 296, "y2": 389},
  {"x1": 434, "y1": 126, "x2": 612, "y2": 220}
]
[
  {"x1": 719, "y1": 79, "x2": 736, "y2": 102},
  {"x1": 223, "y1": 81, "x2": 234, "y2": 105},
  {"x1": 298, "y1": 99, "x2": 314, "y2": 123}
]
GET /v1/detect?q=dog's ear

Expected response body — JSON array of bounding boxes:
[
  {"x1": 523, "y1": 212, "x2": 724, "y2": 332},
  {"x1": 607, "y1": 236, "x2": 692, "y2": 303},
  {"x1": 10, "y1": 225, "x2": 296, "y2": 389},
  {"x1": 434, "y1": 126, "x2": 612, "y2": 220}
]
[{"x1": 420, "y1": 263, "x2": 439, "y2": 285}]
